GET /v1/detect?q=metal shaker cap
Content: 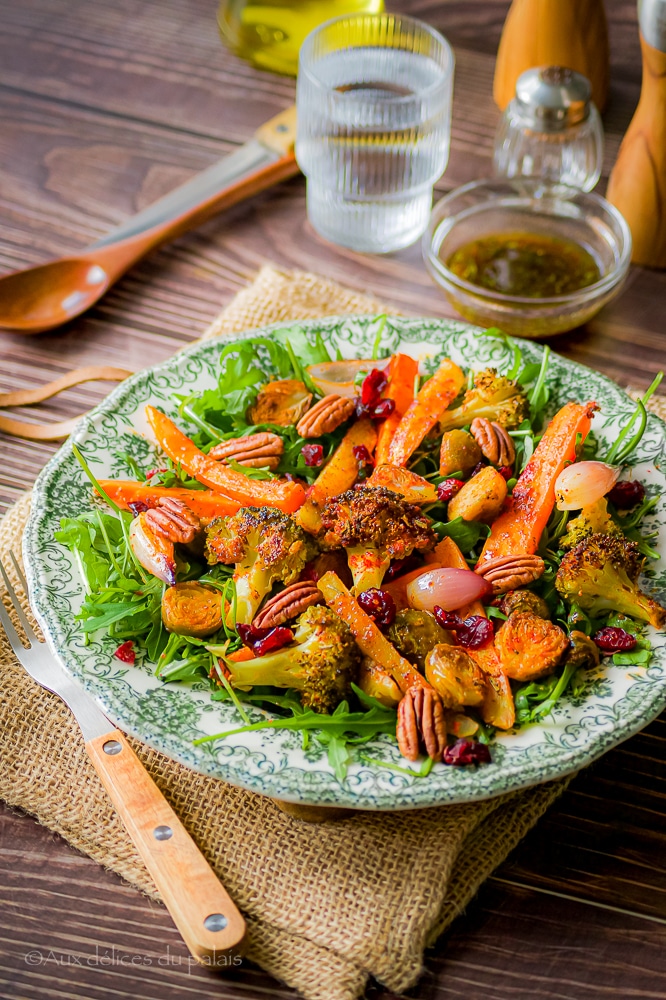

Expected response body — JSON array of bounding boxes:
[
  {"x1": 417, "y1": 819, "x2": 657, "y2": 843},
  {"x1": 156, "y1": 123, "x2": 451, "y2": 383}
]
[
  {"x1": 514, "y1": 66, "x2": 592, "y2": 130},
  {"x1": 639, "y1": 0, "x2": 666, "y2": 52}
]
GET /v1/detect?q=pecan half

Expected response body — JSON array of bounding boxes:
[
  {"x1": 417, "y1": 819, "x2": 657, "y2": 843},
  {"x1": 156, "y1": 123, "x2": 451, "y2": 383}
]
[
  {"x1": 252, "y1": 581, "x2": 324, "y2": 628},
  {"x1": 470, "y1": 417, "x2": 516, "y2": 467},
  {"x1": 397, "y1": 685, "x2": 447, "y2": 762},
  {"x1": 145, "y1": 497, "x2": 201, "y2": 544},
  {"x1": 296, "y1": 395, "x2": 355, "y2": 438},
  {"x1": 476, "y1": 553, "x2": 545, "y2": 594},
  {"x1": 209, "y1": 432, "x2": 283, "y2": 471}
]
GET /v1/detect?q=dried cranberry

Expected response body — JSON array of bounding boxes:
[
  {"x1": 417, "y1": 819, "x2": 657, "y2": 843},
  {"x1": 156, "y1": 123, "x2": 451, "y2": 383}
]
[
  {"x1": 128, "y1": 500, "x2": 149, "y2": 516},
  {"x1": 300, "y1": 560, "x2": 320, "y2": 582},
  {"x1": 457, "y1": 617, "x2": 495, "y2": 649},
  {"x1": 433, "y1": 608, "x2": 463, "y2": 630},
  {"x1": 498, "y1": 465, "x2": 513, "y2": 481},
  {"x1": 593, "y1": 626, "x2": 637, "y2": 654},
  {"x1": 437, "y1": 479, "x2": 464, "y2": 502},
  {"x1": 353, "y1": 444, "x2": 374, "y2": 480},
  {"x1": 301, "y1": 443, "x2": 324, "y2": 467},
  {"x1": 113, "y1": 640, "x2": 136, "y2": 665},
  {"x1": 353, "y1": 444, "x2": 374, "y2": 468},
  {"x1": 433, "y1": 607, "x2": 494, "y2": 649},
  {"x1": 443, "y1": 739, "x2": 492, "y2": 766},
  {"x1": 385, "y1": 555, "x2": 422, "y2": 581},
  {"x1": 470, "y1": 462, "x2": 485, "y2": 478},
  {"x1": 361, "y1": 368, "x2": 388, "y2": 406},
  {"x1": 371, "y1": 397, "x2": 396, "y2": 421},
  {"x1": 357, "y1": 588, "x2": 396, "y2": 628},
  {"x1": 146, "y1": 468, "x2": 166, "y2": 480},
  {"x1": 607, "y1": 480, "x2": 646, "y2": 509},
  {"x1": 237, "y1": 623, "x2": 294, "y2": 655},
  {"x1": 354, "y1": 396, "x2": 369, "y2": 419}
]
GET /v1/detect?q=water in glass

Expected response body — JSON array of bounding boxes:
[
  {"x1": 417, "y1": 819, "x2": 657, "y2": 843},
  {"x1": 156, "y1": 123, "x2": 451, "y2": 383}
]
[{"x1": 296, "y1": 15, "x2": 454, "y2": 253}]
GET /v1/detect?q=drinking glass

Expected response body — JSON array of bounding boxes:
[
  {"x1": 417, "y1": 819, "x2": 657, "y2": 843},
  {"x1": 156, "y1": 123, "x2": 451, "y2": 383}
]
[{"x1": 295, "y1": 13, "x2": 454, "y2": 253}]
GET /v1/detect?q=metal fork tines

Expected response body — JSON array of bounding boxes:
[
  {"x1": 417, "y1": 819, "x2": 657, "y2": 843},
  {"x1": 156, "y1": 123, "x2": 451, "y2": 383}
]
[{"x1": 0, "y1": 551, "x2": 113, "y2": 740}]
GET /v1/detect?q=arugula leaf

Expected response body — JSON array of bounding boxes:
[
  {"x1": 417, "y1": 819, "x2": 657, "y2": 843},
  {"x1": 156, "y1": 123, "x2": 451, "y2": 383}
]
[
  {"x1": 326, "y1": 736, "x2": 351, "y2": 782},
  {"x1": 432, "y1": 517, "x2": 491, "y2": 552},
  {"x1": 357, "y1": 753, "x2": 434, "y2": 778},
  {"x1": 604, "y1": 372, "x2": 664, "y2": 464},
  {"x1": 193, "y1": 700, "x2": 397, "y2": 745},
  {"x1": 270, "y1": 325, "x2": 332, "y2": 367}
]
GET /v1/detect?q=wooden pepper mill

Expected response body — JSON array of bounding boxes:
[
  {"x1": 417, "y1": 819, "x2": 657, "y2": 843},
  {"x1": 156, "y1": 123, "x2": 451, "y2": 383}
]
[
  {"x1": 493, "y1": 0, "x2": 609, "y2": 113},
  {"x1": 607, "y1": 0, "x2": 666, "y2": 267}
]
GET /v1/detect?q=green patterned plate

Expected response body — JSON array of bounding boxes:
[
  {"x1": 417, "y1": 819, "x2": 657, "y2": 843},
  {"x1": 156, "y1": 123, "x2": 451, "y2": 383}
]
[{"x1": 24, "y1": 317, "x2": 666, "y2": 809}]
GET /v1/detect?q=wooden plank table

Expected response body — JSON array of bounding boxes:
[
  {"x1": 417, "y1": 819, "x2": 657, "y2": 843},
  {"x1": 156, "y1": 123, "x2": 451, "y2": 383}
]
[{"x1": 1, "y1": 1, "x2": 665, "y2": 997}]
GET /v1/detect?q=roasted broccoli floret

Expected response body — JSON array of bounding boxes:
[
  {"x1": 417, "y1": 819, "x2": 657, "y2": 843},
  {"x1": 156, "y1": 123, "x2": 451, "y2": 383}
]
[
  {"x1": 560, "y1": 497, "x2": 623, "y2": 551},
  {"x1": 439, "y1": 368, "x2": 529, "y2": 432},
  {"x1": 205, "y1": 507, "x2": 315, "y2": 624},
  {"x1": 555, "y1": 533, "x2": 666, "y2": 629},
  {"x1": 386, "y1": 608, "x2": 453, "y2": 672},
  {"x1": 224, "y1": 605, "x2": 360, "y2": 712},
  {"x1": 320, "y1": 486, "x2": 436, "y2": 594}
]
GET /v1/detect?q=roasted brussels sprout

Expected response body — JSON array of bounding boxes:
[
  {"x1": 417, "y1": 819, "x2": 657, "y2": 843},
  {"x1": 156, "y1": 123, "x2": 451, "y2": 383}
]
[
  {"x1": 499, "y1": 589, "x2": 551, "y2": 620},
  {"x1": 439, "y1": 429, "x2": 482, "y2": 477},
  {"x1": 161, "y1": 582, "x2": 224, "y2": 637},
  {"x1": 248, "y1": 379, "x2": 312, "y2": 426},
  {"x1": 494, "y1": 612, "x2": 569, "y2": 681},
  {"x1": 565, "y1": 630, "x2": 601, "y2": 671},
  {"x1": 424, "y1": 644, "x2": 487, "y2": 709},
  {"x1": 386, "y1": 608, "x2": 453, "y2": 672}
]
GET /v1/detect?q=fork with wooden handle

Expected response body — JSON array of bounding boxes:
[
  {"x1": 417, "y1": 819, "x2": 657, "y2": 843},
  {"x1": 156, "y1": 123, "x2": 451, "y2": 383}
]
[{"x1": 0, "y1": 551, "x2": 246, "y2": 966}]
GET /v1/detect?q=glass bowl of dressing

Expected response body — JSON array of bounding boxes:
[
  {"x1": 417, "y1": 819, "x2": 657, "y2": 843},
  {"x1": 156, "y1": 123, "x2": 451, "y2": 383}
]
[{"x1": 422, "y1": 179, "x2": 631, "y2": 338}]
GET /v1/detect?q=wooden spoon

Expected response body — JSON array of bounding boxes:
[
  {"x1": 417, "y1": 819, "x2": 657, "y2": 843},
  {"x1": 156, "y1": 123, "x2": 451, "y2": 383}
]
[{"x1": 0, "y1": 106, "x2": 298, "y2": 334}]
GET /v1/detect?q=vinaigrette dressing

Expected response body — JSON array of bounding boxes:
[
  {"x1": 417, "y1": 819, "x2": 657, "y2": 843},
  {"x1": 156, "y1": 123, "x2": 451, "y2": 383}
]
[{"x1": 445, "y1": 232, "x2": 601, "y2": 298}]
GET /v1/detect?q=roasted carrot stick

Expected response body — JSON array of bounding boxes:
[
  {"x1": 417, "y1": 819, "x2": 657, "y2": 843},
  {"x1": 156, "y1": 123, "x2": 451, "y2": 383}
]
[
  {"x1": 98, "y1": 481, "x2": 240, "y2": 521},
  {"x1": 226, "y1": 646, "x2": 255, "y2": 663},
  {"x1": 296, "y1": 418, "x2": 377, "y2": 533},
  {"x1": 387, "y1": 358, "x2": 465, "y2": 467},
  {"x1": 145, "y1": 405, "x2": 305, "y2": 514},
  {"x1": 317, "y1": 570, "x2": 426, "y2": 693},
  {"x1": 476, "y1": 400, "x2": 597, "y2": 566},
  {"x1": 375, "y1": 353, "x2": 419, "y2": 465}
]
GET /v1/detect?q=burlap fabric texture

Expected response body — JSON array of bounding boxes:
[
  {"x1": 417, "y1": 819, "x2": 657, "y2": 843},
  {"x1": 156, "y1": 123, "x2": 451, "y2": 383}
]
[{"x1": 6, "y1": 262, "x2": 647, "y2": 1000}]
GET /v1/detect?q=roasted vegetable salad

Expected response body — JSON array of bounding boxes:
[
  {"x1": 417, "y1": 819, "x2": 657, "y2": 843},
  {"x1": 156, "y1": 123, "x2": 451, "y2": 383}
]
[{"x1": 57, "y1": 326, "x2": 666, "y2": 781}]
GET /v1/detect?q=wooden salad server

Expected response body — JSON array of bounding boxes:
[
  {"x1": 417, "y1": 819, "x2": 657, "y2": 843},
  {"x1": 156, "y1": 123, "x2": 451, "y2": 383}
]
[
  {"x1": 0, "y1": 105, "x2": 298, "y2": 334},
  {"x1": 0, "y1": 553, "x2": 246, "y2": 965}
]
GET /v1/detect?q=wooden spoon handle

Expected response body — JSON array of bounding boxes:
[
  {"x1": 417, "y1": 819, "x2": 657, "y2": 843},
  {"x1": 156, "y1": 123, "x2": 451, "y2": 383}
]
[{"x1": 86, "y1": 729, "x2": 246, "y2": 965}]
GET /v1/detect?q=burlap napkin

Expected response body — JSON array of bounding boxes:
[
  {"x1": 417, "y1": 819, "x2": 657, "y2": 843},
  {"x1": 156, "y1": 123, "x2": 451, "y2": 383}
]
[{"x1": 5, "y1": 262, "x2": 641, "y2": 1000}]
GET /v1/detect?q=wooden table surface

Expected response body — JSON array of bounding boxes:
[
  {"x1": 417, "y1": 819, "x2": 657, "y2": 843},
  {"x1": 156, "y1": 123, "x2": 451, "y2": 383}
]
[{"x1": 1, "y1": 1, "x2": 665, "y2": 998}]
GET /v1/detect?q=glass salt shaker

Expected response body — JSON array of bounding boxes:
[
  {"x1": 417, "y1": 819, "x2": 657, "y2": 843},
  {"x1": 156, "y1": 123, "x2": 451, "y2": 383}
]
[{"x1": 493, "y1": 66, "x2": 604, "y2": 193}]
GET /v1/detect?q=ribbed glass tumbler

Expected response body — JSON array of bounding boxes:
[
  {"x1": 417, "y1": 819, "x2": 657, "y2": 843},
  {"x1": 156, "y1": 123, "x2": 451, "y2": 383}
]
[{"x1": 295, "y1": 13, "x2": 454, "y2": 253}]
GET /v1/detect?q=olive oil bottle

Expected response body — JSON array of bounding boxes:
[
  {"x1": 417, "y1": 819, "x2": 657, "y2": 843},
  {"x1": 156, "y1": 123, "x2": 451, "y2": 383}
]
[{"x1": 218, "y1": 0, "x2": 384, "y2": 76}]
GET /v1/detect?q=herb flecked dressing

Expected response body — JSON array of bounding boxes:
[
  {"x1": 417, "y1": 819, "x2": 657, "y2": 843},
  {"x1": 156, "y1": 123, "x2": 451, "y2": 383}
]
[{"x1": 445, "y1": 232, "x2": 602, "y2": 298}]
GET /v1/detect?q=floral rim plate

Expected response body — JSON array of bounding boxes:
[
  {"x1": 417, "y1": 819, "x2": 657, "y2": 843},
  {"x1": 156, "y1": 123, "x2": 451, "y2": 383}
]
[{"x1": 24, "y1": 316, "x2": 666, "y2": 810}]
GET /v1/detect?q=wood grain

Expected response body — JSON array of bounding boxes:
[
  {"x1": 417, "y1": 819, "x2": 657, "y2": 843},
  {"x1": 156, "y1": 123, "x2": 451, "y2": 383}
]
[
  {"x1": 1, "y1": 1, "x2": 666, "y2": 998},
  {"x1": 86, "y1": 730, "x2": 246, "y2": 965}
]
